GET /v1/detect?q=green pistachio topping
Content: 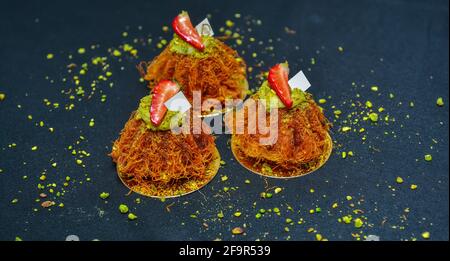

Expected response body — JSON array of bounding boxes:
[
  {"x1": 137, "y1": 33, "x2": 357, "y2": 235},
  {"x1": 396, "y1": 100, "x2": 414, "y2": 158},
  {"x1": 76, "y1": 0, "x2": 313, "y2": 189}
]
[
  {"x1": 255, "y1": 81, "x2": 309, "y2": 111},
  {"x1": 169, "y1": 34, "x2": 217, "y2": 58},
  {"x1": 135, "y1": 95, "x2": 184, "y2": 131}
]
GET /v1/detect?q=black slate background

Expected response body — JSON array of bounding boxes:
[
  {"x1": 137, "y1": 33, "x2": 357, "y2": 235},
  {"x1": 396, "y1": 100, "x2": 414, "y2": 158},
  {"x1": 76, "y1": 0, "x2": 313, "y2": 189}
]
[{"x1": 0, "y1": 0, "x2": 448, "y2": 241}]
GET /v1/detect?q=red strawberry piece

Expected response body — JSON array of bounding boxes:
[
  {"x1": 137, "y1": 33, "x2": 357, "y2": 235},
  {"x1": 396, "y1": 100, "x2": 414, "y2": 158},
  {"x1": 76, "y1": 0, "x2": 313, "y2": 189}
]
[
  {"x1": 268, "y1": 63, "x2": 293, "y2": 108},
  {"x1": 172, "y1": 11, "x2": 205, "y2": 51},
  {"x1": 150, "y1": 80, "x2": 180, "y2": 126}
]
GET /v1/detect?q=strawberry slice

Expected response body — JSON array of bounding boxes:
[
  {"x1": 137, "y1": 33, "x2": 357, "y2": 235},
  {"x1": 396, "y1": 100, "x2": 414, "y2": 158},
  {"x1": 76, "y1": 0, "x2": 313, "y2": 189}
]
[
  {"x1": 268, "y1": 63, "x2": 293, "y2": 108},
  {"x1": 150, "y1": 80, "x2": 180, "y2": 126},
  {"x1": 172, "y1": 11, "x2": 205, "y2": 51}
]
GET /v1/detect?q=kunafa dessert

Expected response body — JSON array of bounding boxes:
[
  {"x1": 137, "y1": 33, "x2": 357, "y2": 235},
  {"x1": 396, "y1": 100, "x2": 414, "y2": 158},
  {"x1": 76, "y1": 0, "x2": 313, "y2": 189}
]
[
  {"x1": 139, "y1": 11, "x2": 248, "y2": 115},
  {"x1": 110, "y1": 80, "x2": 220, "y2": 197},
  {"x1": 230, "y1": 63, "x2": 332, "y2": 178}
]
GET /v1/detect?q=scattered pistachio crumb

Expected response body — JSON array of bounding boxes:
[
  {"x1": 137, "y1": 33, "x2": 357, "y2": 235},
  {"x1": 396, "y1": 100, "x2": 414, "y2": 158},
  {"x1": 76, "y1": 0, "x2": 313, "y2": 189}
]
[
  {"x1": 369, "y1": 112, "x2": 379, "y2": 122},
  {"x1": 99, "y1": 192, "x2": 110, "y2": 199},
  {"x1": 354, "y1": 218, "x2": 364, "y2": 228},
  {"x1": 128, "y1": 213, "x2": 138, "y2": 220},
  {"x1": 119, "y1": 204, "x2": 129, "y2": 214}
]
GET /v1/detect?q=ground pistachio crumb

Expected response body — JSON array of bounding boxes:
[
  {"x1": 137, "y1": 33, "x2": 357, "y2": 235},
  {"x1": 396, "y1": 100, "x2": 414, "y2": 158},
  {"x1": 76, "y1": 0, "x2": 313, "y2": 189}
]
[
  {"x1": 436, "y1": 97, "x2": 444, "y2": 106},
  {"x1": 424, "y1": 154, "x2": 432, "y2": 162},
  {"x1": 354, "y1": 218, "x2": 364, "y2": 228},
  {"x1": 99, "y1": 192, "x2": 110, "y2": 199},
  {"x1": 119, "y1": 204, "x2": 129, "y2": 214},
  {"x1": 128, "y1": 213, "x2": 138, "y2": 220},
  {"x1": 396, "y1": 177, "x2": 404, "y2": 184},
  {"x1": 369, "y1": 112, "x2": 378, "y2": 122},
  {"x1": 421, "y1": 231, "x2": 430, "y2": 239}
]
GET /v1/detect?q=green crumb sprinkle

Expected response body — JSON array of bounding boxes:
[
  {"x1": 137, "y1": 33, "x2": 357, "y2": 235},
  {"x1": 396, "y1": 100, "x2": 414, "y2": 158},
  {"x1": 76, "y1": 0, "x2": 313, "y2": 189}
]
[
  {"x1": 284, "y1": 227, "x2": 290, "y2": 232},
  {"x1": 265, "y1": 193, "x2": 273, "y2": 198},
  {"x1": 342, "y1": 126, "x2": 351, "y2": 132},
  {"x1": 99, "y1": 192, "x2": 110, "y2": 199},
  {"x1": 11, "y1": 198, "x2": 18, "y2": 204},
  {"x1": 113, "y1": 50, "x2": 122, "y2": 57},
  {"x1": 221, "y1": 175, "x2": 228, "y2": 182},
  {"x1": 225, "y1": 20, "x2": 234, "y2": 27},
  {"x1": 286, "y1": 218, "x2": 293, "y2": 224},
  {"x1": 354, "y1": 218, "x2": 364, "y2": 228},
  {"x1": 31, "y1": 146, "x2": 38, "y2": 151},
  {"x1": 77, "y1": 48, "x2": 86, "y2": 54},
  {"x1": 316, "y1": 234, "x2": 323, "y2": 241},
  {"x1": 0, "y1": 93, "x2": 5, "y2": 101},
  {"x1": 410, "y1": 184, "x2": 418, "y2": 190},
  {"x1": 421, "y1": 231, "x2": 430, "y2": 239},
  {"x1": 370, "y1": 86, "x2": 379, "y2": 92},
  {"x1": 89, "y1": 118, "x2": 95, "y2": 127},
  {"x1": 346, "y1": 196, "x2": 353, "y2": 201},
  {"x1": 255, "y1": 213, "x2": 262, "y2": 219},
  {"x1": 396, "y1": 177, "x2": 404, "y2": 184},
  {"x1": 436, "y1": 97, "x2": 444, "y2": 106},
  {"x1": 234, "y1": 212, "x2": 242, "y2": 217},
  {"x1": 342, "y1": 152, "x2": 347, "y2": 159},
  {"x1": 318, "y1": 98, "x2": 326, "y2": 104},
  {"x1": 119, "y1": 204, "x2": 129, "y2": 214},
  {"x1": 424, "y1": 154, "x2": 432, "y2": 162},
  {"x1": 46, "y1": 53, "x2": 54, "y2": 59},
  {"x1": 244, "y1": 179, "x2": 251, "y2": 184},
  {"x1": 127, "y1": 213, "x2": 138, "y2": 220},
  {"x1": 274, "y1": 187, "x2": 282, "y2": 194},
  {"x1": 273, "y1": 207, "x2": 280, "y2": 213},
  {"x1": 217, "y1": 211, "x2": 224, "y2": 219},
  {"x1": 342, "y1": 215, "x2": 352, "y2": 224},
  {"x1": 369, "y1": 112, "x2": 379, "y2": 122},
  {"x1": 15, "y1": 237, "x2": 22, "y2": 241},
  {"x1": 365, "y1": 101, "x2": 373, "y2": 108},
  {"x1": 334, "y1": 110, "x2": 342, "y2": 115},
  {"x1": 338, "y1": 46, "x2": 344, "y2": 52},
  {"x1": 409, "y1": 101, "x2": 415, "y2": 107}
]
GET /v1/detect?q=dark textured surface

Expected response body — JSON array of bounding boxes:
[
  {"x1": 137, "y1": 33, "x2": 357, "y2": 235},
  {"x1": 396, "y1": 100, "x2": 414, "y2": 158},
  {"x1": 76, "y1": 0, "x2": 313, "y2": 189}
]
[{"x1": 0, "y1": 0, "x2": 448, "y2": 241}]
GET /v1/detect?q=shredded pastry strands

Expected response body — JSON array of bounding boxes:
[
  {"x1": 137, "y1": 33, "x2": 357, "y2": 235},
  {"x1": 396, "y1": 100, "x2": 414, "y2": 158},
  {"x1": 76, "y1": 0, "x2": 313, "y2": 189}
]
[
  {"x1": 231, "y1": 95, "x2": 332, "y2": 178},
  {"x1": 110, "y1": 112, "x2": 220, "y2": 197},
  {"x1": 138, "y1": 38, "x2": 248, "y2": 108}
]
